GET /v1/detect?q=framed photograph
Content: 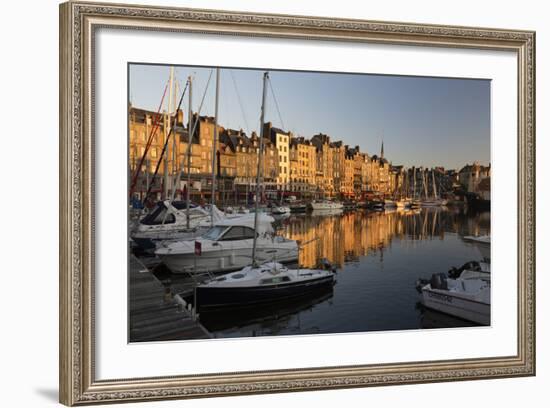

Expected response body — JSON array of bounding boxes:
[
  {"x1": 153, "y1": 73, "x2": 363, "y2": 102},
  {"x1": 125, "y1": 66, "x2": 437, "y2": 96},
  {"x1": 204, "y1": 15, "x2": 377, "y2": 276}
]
[{"x1": 59, "y1": 1, "x2": 535, "y2": 405}]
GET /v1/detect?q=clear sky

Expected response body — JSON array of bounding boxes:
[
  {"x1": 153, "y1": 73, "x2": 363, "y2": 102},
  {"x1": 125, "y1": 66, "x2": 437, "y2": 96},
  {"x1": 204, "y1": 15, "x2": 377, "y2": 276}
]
[{"x1": 129, "y1": 64, "x2": 490, "y2": 170}]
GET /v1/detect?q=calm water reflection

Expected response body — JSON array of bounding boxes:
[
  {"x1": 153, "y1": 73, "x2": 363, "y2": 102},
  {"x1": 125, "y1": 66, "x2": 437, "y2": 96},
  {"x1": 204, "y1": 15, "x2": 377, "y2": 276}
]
[{"x1": 197, "y1": 207, "x2": 490, "y2": 338}]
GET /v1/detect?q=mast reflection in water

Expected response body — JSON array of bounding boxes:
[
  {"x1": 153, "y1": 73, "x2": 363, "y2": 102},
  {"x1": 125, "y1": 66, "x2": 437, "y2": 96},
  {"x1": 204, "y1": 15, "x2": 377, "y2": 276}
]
[{"x1": 196, "y1": 208, "x2": 490, "y2": 338}]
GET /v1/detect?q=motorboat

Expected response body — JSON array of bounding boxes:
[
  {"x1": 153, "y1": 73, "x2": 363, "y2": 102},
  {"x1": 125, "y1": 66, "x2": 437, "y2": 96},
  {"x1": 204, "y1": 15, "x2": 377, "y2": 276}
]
[
  {"x1": 155, "y1": 213, "x2": 299, "y2": 274},
  {"x1": 396, "y1": 198, "x2": 411, "y2": 208},
  {"x1": 462, "y1": 235, "x2": 491, "y2": 260},
  {"x1": 271, "y1": 205, "x2": 291, "y2": 215},
  {"x1": 308, "y1": 200, "x2": 343, "y2": 211},
  {"x1": 130, "y1": 201, "x2": 226, "y2": 252},
  {"x1": 410, "y1": 199, "x2": 421, "y2": 209},
  {"x1": 384, "y1": 199, "x2": 397, "y2": 208},
  {"x1": 417, "y1": 273, "x2": 490, "y2": 325},
  {"x1": 195, "y1": 261, "x2": 336, "y2": 309},
  {"x1": 420, "y1": 199, "x2": 446, "y2": 207},
  {"x1": 369, "y1": 200, "x2": 384, "y2": 211},
  {"x1": 342, "y1": 201, "x2": 357, "y2": 211},
  {"x1": 310, "y1": 208, "x2": 343, "y2": 217},
  {"x1": 289, "y1": 202, "x2": 307, "y2": 213}
]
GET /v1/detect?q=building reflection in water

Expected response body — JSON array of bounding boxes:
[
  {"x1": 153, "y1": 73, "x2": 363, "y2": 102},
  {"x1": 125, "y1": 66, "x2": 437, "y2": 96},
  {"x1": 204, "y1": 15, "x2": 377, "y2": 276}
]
[{"x1": 276, "y1": 208, "x2": 490, "y2": 268}]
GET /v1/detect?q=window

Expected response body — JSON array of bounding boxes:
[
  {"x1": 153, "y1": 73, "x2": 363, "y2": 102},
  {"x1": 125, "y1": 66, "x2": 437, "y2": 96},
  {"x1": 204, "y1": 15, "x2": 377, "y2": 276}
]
[
  {"x1": 260, "y1": 276, "x2": 291, "y2": 284},
  {"x1": 140, "y1": 205, "x2": 176, "y2": 225},
  {"x1": 220, "y1": 226, "x2": 257, "y2": 241},
  {"x1": 203, "y1": 226, "x2": 227, "y2": 240},
  {"x1": 150, "y1": 148, "x2": 157, "y2": 158}
]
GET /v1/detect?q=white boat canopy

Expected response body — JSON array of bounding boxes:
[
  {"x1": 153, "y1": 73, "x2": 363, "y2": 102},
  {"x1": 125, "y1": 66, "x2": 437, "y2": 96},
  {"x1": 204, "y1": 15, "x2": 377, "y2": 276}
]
[{"x1": 213, "y1": 213, "x2": 275, "y2": 235}]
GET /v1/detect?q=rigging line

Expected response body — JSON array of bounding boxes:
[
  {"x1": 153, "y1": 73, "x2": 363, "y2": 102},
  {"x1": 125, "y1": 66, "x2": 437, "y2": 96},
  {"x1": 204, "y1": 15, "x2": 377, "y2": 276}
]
[
  {"x1": 129, "y1": 81, "x2": 169, "y2": 198},
  {"x1": 229, "y1": 70, "x2": 251, "y2": 135},
  {"x1": 141, "y1": 78, "x2": 191, "y2": 206},
  {"x1": 268, "y1": 76, "x2": 286, "y2": 131},
  {"x1": 167, "y1": 69, "x2": 215, "y2": 204}
]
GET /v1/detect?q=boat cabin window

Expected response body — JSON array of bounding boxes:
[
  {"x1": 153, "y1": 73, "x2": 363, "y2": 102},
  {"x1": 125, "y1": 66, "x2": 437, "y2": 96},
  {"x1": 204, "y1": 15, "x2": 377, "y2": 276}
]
[
  {"x1": 139, "y1": 205, "x2": 176, "y2": 225},
  {"x1": 219, "y1": 226, "x2": 257, "y2": 241},
  {"x1": 260, "y1": 276, "x2": 291, "y2": 284},
  {"x1": 202, "y1": 226, "x2": 227, "y2": 240}
]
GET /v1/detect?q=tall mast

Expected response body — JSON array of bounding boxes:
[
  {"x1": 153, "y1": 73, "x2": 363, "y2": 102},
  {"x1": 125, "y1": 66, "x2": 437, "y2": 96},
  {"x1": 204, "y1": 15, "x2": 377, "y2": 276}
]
[
  {"x1": 145, "y1": 115, "x2": 150, "y2": 199},
  {"x1": 162, "y1": 113, "x2": 168, "y2": 199},
  {"x1": 145, "y1": 158, "x2": 149, "y2": 194},
  {"x1": 432, "y1": 169, "x2": 438, "y2": 200},
  {"x1": 210, "y1": 68, "x2": 220, "y2": 226},
  {"x1": 422, "y1": 169, "x2": 428, "y2": 200},
  {"x1": 172, "y1": 76, "x2": 178, "y2": 183},
  {"x1": 413, "y1": 167, "x2": 416, "y2": 199},
  {"x1": 164, "y1": 67, "x2": 174, "y2": 199},
  {"x1": 186, "y1": 76, "x2": 193, "y2": 229},
  {"x1": 252, "y1": 72, "x2": 269, "y2": 266}
]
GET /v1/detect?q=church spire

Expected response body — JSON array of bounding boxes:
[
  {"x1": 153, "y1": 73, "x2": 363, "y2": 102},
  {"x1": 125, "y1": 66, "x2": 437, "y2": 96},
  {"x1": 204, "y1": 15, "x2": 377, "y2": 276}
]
[{"x1": 381, "y1": 139, "x2": 384, "y2": 160}]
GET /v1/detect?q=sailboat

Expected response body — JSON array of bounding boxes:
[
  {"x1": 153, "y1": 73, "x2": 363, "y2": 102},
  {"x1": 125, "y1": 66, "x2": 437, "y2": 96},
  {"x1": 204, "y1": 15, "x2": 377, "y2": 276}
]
[
  {"x1": 272, "y1": 186, "x2": 290, "y2": 214},
  {"x1": 410, "y1": 167, "x2": 421, "y2": 208},
  {"x1": 421, "y1": 170, "x2": 446, "y2": 207},
  {"x1": 195, "y1": 72, "x2": 336, "y2": 308},
  {"x1": 131, "y1": 71, "x2": 245, "y2": 252},
  {"x1": 156, "y1": 71, "x2": 299, "y2": 274},
  {"x1": 195, "y1": 261, "x2": 335, "y2": 309}
]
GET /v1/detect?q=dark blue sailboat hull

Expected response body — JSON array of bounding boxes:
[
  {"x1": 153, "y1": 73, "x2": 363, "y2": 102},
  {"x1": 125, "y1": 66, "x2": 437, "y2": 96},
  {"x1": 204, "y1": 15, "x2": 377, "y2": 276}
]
[{"x1": 197, "y1": 275, "x2": 335, "y2": 310}]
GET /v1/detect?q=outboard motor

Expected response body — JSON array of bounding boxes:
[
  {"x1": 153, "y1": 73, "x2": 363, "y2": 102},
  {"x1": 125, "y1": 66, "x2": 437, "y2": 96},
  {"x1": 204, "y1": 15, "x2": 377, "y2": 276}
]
[{"x1": 430, "y1": 273, "x2": 448, "y2": 290}]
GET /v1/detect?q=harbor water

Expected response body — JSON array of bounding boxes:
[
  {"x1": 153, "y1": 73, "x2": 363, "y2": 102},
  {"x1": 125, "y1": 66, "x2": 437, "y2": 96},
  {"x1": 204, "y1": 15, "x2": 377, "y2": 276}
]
[{"x1": 146, "y1": 207, "x2": 490, "y2": 340}]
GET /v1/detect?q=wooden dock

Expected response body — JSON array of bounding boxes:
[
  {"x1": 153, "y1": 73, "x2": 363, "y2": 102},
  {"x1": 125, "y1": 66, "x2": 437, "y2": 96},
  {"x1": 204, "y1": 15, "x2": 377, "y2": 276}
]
[{"x1": 129, "y1": 255, "x2": 211, "y2": 342}]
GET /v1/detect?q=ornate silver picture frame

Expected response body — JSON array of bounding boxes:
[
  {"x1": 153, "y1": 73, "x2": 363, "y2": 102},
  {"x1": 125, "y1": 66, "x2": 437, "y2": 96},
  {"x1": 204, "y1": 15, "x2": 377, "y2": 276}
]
[{"x1": 59, "y1": 1, "x2": 535, "y2": 405}]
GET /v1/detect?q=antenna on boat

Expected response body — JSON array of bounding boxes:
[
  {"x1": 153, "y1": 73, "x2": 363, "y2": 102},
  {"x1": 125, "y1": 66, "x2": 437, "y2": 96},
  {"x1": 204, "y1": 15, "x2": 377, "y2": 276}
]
[{"x1": 252, "y1": 72, "x2": 269, "y2": 267}]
